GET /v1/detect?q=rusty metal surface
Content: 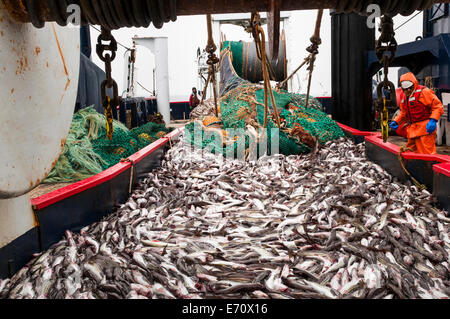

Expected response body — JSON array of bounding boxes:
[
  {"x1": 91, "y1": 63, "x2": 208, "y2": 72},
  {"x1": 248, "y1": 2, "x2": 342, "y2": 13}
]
[
  {"x1": 3, "y1": 0, "x2": 450, "y2": 26},
  {"x1": 176, "y1": 0, "x2": 337, "y2": 15},
  {"x1": 0, "y1": 2, "x2": 80, "y2": 199},
  {"x1": 1, "y1": 0, "x2": 28, "y2": 22},
  {"x1": 267, "y1": 0, "x2": 280, "y2": 61},
  {"x1": 176, "y1": 0, "x2": 450, "y2": 15}
]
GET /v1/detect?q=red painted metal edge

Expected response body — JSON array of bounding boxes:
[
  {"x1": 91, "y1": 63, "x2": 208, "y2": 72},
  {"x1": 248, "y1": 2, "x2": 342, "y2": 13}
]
[
  {"x1": 337, "y1": 123, "x2": 374, "y2": 136},
  {"x1": 30, "y1": 129, "x2": 184, "y2": 210},
  {"x1": 433, "y1": 162, "x2": 450, "y2": 177},
  {"x1": 31, "y1": 162, "x2": 131, "y2": 210},
  {"x1": 315, "y1": 96, "x2": 332, "y2": 99},
  {"x1": 365, "y1": 135, "x2": 402, "y2": 153},
  {"x1": 166, "y1": 127, "x2": 184, "y2": 139},
  {"x1": 129, "y1": 128, "x2": 184, "y2": 164},
  {"x1": 403, "y1": 152, "x2": 450, "y2": 162},
  {"x1": 128, "y1": 138, "x2": 169, "y2": 165},
  {"x1": 365, "y1": 135, "x2": 450, "y2": 163}
]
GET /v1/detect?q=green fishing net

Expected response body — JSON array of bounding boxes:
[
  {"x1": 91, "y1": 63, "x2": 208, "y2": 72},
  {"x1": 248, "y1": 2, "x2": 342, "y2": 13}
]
[
  {"x1": 44, "y1": 107, "x2": 172, "y2": 183},
  {"x1": 185, "y1": 47, "x2": 345, "y2": 157},
  {"x1": 222, "y1": 41, "x2": 244, "y2": 78}
]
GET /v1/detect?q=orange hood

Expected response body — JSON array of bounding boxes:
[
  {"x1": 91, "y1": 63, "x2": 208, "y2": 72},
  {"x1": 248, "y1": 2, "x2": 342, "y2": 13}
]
[{"x1": 399, "y1": 72, "x2": 419, "y2": 91}]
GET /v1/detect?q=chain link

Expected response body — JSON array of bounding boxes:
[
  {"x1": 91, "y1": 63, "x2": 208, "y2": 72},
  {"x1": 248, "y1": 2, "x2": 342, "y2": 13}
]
[
  {"x1": 375, "y1": 16, "x2": 398, "y2": 143},
  {"x1": 205, "y1": 14, "x2": 219, "y2": 117},
  {"x1": 250, "y1": 12, "x2": 281, "y2": 129},
  {"x1": 305, "y1": 9, "x2": 323, "y2": 108},
  {"x1": 96, "y1": 27, "x2": 120, "y2": 140}
]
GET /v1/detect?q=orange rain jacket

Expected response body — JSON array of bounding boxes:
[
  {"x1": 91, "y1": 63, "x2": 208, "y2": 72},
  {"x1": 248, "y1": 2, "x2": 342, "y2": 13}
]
[
  {"x1": 395, "y1": 87, "x2": 408, "y2": 138},
  {"x1": 393, "y1": 72, "x2": 444, "y2": 140}
]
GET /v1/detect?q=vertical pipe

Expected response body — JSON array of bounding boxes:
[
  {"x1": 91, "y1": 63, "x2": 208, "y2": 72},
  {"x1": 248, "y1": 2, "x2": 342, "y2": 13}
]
[
  {"x1": 0, "y1": 195, "x2": 37, "y2": 277},
  {"x1": 119, "y1": 101, "x2": 127, "y2": 124},
  {"x1": 133, "y1": 37, "x2": 171, "y2": 125},
  {"x1": 80, "y1": 26, "x2": 92, "y2": 59},
  {"x1": 154, "y1": 37, "x2": 171, "y2": 125},
  {"x1": 331, "y1": 12, "x2": 375, "y2": 130}
]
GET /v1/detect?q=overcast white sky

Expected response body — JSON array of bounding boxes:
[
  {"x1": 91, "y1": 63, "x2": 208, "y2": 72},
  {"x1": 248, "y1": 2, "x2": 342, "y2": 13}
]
[{"x1": 90, "y1": 10, "x2": 424, "y2": 102}]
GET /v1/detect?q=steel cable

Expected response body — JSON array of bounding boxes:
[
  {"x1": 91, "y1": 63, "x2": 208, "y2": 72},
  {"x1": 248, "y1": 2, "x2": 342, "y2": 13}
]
[
  {"x1": 169, "y1": 0, "x2": 177, "y2": 22},
  {"x1": 147, "y1": 0, "x2": 164, "y2": 29},
  {"x1": 47, "y1": 0, "x2": 67, "y2": 26},
  {"x1": 23, "y1": 0, "x2": 178, "y2": 29},
  {"x1": 385, "y1": 0, "x2": 405, "y2": 16},
  {"x1": 334, "y1": 0, "x2": 435, "y2": 16},
  {"x1": 100, "y1": 0, "x2": 117, "y2": 30},
  {"x1": 344, "y1": 0, "x2": 359, "y2": 14},
  {"x1": 80, "y1": 0, "x2": 100, "y2": 25},
  {"x1": 400, "y1": 0, "x2": 418, "y2": 16},
  {"x1": 23, "y1": 0, "x2": 434, "y2": 29},
  {"x1": 353, "y1": 0, "x2": 370, "y2": 14},
  {"x1": 25, "y1": 0, "x2": 44, "y2": 28},
  {"x1": 120, "y1": 0, "x2": 136, "y2": 27},
  {"x1": 131, "y1": 0, "x2": 148, "y2": 27},
  {"x1": 380, "y1": 0, "x2": 391, "y2": 16},
  {"x1": 158, "y1": 0, "x2": 170, "y2": 23},
  {"x1": 91, "y1": 0, "x2": 108, "y2": 28},
  {"x1": 420, "y1": 0, "x2": 435, "y2": 11},
  {"x1": 112, "y1": 0, "x2": 131, "y2": 28},
  {"x1": 108, "y1": 1, "x2": 123, "y2": 26},
  {"x1": 105, "y1": 0, "x2": 121, "y2": 29}
]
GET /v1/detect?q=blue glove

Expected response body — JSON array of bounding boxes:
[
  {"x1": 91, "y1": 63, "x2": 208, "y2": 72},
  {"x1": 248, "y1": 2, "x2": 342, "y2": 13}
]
[
  {"x1": 389, "y1": 121, "x2": 399, "y2": 130},
  {"x1": 426, "y1": 118, "x2": 437, "y2": 133}
]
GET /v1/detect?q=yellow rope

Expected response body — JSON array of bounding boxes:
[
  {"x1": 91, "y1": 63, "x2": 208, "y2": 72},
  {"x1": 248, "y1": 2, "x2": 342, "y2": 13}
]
[
  {"x1": 381, "y1": 98, "x2": 389, "y2": 143},
  {"x1": 398, "y1": 146, "x2": 427, "y2": 191},
  {"x1": 252, "y1": 17, "x2": 281, "y2": 129},
  {"x1": 104, "y1": 96, "x2": 113, "y2": 141}
]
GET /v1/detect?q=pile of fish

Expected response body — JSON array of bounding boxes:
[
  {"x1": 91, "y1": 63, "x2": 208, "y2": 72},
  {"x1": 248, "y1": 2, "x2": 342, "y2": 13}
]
[
  {"x1": 189, "y1": 98, "x2": 217, "y2": 120},
  {"x1": 1, "y1": 136, "x2": 449, "y2": 299}
]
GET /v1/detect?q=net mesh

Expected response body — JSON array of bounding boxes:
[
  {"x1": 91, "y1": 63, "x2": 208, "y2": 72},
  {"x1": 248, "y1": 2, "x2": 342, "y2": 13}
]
[
  {"x1": 185, "y1": 48, "x2": 345, "y2": 157},
  {"x1": 222, "y1": 41, "x2": 244, "y2": 77},
  {"x1": 44, "y1": 107, "x2": 172, "y2": 183}
]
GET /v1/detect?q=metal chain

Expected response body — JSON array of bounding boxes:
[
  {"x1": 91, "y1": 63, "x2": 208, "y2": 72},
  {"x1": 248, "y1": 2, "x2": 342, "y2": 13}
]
[
  {"x1": 250, "y1": 12, "x2": 281, "y2": 129},
  {"x1": 96, "y1": 27, "x2": 120, "y2": 140},
  {"x1": 205, "y1": 14, "x2": 219, "y2": 117},
  {"x1": 305, "y1": 9, "x2": 324, "y2": 108},
  {"x1": 375, "y1": 16, "x2": 398, "y2": 143}
]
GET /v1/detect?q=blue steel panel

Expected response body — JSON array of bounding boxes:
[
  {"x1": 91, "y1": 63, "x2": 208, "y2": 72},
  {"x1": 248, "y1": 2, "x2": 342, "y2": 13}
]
[
  {"x1": 433, "y1": 172, "x2": 450, "y2": 211},
  {"x1": 368, "y1": 34, "x2": 450, "y2": 92},
  {"x1": 0, "y1": 228, "x2": 40, "y2": 279}
]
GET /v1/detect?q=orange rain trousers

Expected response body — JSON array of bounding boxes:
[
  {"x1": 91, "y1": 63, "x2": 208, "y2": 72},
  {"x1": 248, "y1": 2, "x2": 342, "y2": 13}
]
[{"x1": 405, "y1": 131, "x2": 438, "y2": 155}]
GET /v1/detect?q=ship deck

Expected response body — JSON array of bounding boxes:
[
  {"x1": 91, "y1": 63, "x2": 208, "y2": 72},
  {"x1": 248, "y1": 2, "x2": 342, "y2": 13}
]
[
  {"x1": 29, "y1": 124, "x2": 450, "y2": 200},
  {"x1": 29, "y1": 121, "x2": 191, "y2": 200},
  {"x1": 386, "y1": 135, "x2": 450, "y2": 156}
]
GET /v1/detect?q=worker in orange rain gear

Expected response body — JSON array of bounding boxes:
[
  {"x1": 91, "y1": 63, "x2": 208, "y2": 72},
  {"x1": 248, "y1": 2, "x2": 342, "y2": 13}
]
[
  {"x1": 389, "y1": 72, "x2": 444, "y2": 154},
  {"x1": 393, "y1": 87, "x2": 408, "y2": 138}
]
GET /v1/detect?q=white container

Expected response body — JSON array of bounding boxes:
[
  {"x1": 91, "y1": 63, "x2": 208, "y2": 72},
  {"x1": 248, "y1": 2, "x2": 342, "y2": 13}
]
[{"x1": 0, "y1": 2, "x2": 80, "y2": 248}]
